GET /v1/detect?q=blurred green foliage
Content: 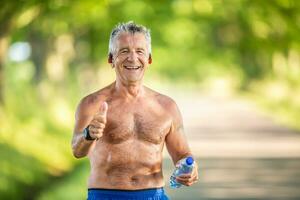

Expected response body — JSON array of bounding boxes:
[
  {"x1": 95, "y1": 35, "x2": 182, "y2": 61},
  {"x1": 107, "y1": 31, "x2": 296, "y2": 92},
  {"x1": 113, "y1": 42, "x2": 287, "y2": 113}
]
[
  {"x1": 0, "y1": 0, "x2": 300, "y2": 199},
  {"x1": 37, "y1": 160, "x2": 89, "y2": 200}
]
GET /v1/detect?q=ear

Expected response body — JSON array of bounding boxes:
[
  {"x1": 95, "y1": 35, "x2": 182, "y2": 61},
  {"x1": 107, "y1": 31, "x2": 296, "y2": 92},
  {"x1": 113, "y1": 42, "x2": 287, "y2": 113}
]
[
  {"x1": 108, "y1": 53, "x2": 113, "y2": 64},
  {"x1": 148, "y1": 54, "x2": 152, "y2": 64}
]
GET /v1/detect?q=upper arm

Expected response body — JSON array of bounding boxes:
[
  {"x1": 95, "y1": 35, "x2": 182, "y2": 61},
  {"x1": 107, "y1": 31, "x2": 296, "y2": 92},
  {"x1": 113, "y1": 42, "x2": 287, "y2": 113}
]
[
  {"x1": 165, "y1": 99, "x2": 192, "y2": 165},
  {"x1": 74, "y1": 98, "x2": 92, "y2": 133},
  {"x1": 72, "y1": 95, "x2": 98, "y2": 142}
]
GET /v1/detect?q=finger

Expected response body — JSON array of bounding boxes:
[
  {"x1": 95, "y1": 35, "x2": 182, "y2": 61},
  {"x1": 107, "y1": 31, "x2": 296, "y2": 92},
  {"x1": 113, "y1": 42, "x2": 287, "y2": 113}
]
[
  {"x1": 186, "y1": 182, "x2": 193, "y2": 186},
  {"x1": 176, "y1": 173, "x2": 198, "y2": 181},
  {"x1": 175, "y1": 179, "x2": 186, "y2": 185},
  {"x1": 176, "y1": 177, "x2": 197, "y2": 186},
  {"x1": 176, "y1": 176, "x2": 193, "y2": 182},
  {"x1": 89, "y1": 131, "x2": 103, "y2": 139},
  {"x1": 98, "y1": 101, "x2": 108, "y2": 117},
  {"x1": 192, "y1": 166, "x2": 198, "y2": 175},
  {"x1": 191, "y1": 169, "x2": 199, "y2": 180},
  {"x1": 93, "y1": 115, "x2": 106, "y2": 124},
  {"x1": 90, "y1": 121, "x2": 105, "y2": 129},
  {"x1": 177, "y1": 173, "x2": 192, "y2": 179},
  {"x1": 89, "y1": 126, "x2": 104, "y2": 133},
  {"x1": 175, "y1": 178, "x2": 192, "y2": 186}
]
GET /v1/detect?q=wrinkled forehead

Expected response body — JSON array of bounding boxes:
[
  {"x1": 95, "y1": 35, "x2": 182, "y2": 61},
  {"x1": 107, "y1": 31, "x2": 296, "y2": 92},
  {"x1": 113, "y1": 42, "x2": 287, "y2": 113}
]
[{"x1": 115, "y1": 32, "x2": 148, "y2": 50}]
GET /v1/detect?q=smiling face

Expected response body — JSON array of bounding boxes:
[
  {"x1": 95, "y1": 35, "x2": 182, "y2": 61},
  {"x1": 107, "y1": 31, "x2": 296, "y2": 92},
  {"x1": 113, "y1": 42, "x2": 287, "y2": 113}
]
[{"x1": 111, "y1": 32, "x2": 150, "y2": 84}]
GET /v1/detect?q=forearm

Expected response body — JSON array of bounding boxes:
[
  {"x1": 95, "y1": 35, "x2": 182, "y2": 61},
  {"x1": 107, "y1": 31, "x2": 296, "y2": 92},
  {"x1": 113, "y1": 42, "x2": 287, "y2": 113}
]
[
  {"x1": 173, "y1": 152, "x2": 193, "y2": 165},
  {"x1": 72, "y1": 134, "x2": 96, "y2": 158}
]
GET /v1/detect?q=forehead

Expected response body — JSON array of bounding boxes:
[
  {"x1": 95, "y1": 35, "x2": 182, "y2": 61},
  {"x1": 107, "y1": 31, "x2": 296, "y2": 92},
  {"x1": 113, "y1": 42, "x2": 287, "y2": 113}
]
[{"x1": 115, "y1": 32, "x2": 147, "y2": 49}]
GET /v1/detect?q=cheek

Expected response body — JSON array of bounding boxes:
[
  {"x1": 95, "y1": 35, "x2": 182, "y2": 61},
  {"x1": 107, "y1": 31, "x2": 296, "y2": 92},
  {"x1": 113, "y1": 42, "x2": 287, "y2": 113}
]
[
  {"x1": 113, "y1": 58, "x2": 124, "y2": 67},
  {"x1": 138, "y1": 57, "x2": 148, "y2": 66}
]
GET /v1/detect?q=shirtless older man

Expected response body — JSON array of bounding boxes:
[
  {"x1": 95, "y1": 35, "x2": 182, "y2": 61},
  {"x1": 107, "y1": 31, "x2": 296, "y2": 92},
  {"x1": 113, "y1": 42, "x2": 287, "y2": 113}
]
[{"x1": 71, "y1": 22, "x2": 198, "y2": 200}]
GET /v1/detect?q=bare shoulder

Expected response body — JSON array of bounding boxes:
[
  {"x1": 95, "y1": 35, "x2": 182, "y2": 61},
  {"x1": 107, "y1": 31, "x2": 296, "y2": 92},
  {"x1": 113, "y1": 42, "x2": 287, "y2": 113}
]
[
  {"x1": 145, "y1": 86, "x2": 179, "y2": 114},
  {"x1": 76, "y1": 83, "x2": 113, "y2": 117}
]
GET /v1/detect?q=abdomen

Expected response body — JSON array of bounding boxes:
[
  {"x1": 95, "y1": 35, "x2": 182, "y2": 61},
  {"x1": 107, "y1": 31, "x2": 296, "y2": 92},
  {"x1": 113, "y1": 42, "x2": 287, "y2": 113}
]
[{"x1": 88, "y1": 140, "x2": 164, "y2": 189}]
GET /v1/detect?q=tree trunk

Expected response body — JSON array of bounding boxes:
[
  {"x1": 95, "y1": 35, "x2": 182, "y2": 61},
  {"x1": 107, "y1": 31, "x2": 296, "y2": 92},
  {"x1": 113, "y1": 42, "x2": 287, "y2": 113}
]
[{"x1": 28, "y1": 31, "x2": 48, "y2": 84}]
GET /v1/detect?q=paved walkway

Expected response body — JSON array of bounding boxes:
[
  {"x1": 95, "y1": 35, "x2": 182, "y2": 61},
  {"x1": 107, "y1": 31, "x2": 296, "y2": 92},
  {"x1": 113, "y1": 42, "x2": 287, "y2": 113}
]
[{"x1": 162, "y1": 94, "x2": 300, "y2": 200}]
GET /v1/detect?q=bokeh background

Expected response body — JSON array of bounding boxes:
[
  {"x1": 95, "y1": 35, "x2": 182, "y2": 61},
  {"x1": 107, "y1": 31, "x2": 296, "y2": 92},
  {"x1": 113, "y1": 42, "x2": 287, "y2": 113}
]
[{"x1": 1, "y1": 0, "x2": 300, "y2": 199}]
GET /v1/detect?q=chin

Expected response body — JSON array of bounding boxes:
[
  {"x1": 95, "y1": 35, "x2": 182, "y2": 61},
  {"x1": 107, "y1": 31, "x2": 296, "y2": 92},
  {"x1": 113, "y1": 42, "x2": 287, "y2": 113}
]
[{"x1": 125, "y1": 75, "x2": 144, "y2": 82}]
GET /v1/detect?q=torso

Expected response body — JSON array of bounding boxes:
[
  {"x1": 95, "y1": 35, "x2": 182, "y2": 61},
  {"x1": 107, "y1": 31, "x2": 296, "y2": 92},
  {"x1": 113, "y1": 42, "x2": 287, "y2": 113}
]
[{"x1": 87, "y1": 84, "x2": 173, "y2": 189}]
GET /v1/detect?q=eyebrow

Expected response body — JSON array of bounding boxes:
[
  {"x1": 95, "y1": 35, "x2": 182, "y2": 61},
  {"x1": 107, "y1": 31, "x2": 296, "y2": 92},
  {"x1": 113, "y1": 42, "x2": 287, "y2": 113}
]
[
  {"x1": 119, "y1": 47, "x2": 129, "y2": 51},
  {"x1": 118, "y1": 47, "x2": 129, "y2": 51},
  {"x1": 136, "y1": 48, "x2": 145, "y2": 51}
]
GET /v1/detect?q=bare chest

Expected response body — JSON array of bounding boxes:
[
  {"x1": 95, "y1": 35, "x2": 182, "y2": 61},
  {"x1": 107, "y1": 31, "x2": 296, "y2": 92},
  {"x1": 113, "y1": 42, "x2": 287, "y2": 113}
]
[{"x1": 103, "y1": 105, "x2": 171, "y2": 145}]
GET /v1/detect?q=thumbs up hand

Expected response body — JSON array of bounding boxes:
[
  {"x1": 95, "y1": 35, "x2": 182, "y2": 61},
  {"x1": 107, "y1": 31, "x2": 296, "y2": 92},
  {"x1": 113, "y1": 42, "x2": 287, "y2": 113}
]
[{"x1": 88, "y1": 102, "x2": 108, "y2": 140}]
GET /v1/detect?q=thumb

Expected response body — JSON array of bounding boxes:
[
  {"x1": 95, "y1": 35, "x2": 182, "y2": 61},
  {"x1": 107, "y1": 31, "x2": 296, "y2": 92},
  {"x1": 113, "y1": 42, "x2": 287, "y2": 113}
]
[{"x1": 99, "y1": 101, "x2": 108, "y2": 116}]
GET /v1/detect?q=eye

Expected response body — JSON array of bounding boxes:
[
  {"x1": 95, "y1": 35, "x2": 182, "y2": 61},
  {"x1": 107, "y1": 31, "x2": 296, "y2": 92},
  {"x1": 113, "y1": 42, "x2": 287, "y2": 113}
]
[
  {"x1": 137, "y1": 50, "x2": 144, "y2": 55},
  {"x1": 120, "y1": 49, "x2": 129, "y2": 54}
]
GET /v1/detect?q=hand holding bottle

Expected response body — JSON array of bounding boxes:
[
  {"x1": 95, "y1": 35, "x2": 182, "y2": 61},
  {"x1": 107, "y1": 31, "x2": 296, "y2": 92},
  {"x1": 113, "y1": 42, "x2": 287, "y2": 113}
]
[{"x1": 170, "y1": 156, "x2": 199, "y2": 188}]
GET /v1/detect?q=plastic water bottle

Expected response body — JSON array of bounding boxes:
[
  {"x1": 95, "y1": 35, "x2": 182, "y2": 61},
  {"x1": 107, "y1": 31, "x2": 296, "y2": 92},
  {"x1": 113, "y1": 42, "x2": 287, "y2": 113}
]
[{"x1": 169, "y1": 156, "x2": 194, "y2": 188}]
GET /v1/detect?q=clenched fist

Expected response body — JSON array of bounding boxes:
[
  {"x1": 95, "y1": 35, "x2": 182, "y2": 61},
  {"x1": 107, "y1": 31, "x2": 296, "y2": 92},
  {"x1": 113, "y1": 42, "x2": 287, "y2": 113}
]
[{"x1": 88, "y1": 102, "x2": 108, "y2": 140}]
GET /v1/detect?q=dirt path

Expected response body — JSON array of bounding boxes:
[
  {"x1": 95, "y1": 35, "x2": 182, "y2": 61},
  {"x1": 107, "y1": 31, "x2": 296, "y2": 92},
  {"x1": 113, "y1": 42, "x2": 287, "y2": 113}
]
[{"x1": 163, "y1": 94, "x2": 300, "y2": 200}]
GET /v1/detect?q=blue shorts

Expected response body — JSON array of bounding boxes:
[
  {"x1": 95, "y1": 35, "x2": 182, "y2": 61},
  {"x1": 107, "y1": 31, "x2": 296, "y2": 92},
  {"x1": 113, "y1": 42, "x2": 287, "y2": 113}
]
[{"x1": 87, "y1": 187, "x2": 169, "y2": 200}]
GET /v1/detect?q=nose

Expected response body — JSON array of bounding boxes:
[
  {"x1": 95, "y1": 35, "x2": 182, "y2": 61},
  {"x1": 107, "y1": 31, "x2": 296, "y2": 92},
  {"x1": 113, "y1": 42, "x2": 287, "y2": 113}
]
[{"x1": 127, "y1": 51, "x2": 138, "y2": 62}]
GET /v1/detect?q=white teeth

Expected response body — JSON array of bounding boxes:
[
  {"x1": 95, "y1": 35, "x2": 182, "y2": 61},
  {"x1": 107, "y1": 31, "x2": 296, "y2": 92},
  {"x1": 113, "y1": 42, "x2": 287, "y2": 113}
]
[{"x1": 124, "y1": 66, "x2": 140, "y2": 70}]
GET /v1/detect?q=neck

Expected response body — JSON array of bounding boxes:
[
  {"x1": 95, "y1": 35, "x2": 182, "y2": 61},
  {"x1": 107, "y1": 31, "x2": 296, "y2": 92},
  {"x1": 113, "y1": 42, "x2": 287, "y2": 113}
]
[{"x1": 114, "y1": 79, "x2": 144, "y2": 98}]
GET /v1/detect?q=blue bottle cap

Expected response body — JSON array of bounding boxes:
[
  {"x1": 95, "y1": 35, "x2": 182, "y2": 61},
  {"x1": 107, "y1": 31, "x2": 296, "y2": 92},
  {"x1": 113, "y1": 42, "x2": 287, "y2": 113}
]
[{"x1": 186, "y1": 157, "x2": 194, "y2": 165}]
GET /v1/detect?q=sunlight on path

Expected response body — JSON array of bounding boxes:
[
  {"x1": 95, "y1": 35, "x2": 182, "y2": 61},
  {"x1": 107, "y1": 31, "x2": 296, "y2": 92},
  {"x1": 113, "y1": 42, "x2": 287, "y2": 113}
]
[{"x1": 162, "y1": 92, "x2": 300, "y2": 200}]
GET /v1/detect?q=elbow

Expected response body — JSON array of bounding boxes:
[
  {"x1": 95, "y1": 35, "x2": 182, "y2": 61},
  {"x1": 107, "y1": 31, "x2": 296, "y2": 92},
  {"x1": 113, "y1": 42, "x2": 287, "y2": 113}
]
[
  {"x1": 73, "y1": 151, "x2": 83, "y2": 159},
  {"x1": 72, "y1": 145, "x2": 86, "y2": 159},
  {"x1": 72, "y1": 150, "x2": 85, "y2": 159}
]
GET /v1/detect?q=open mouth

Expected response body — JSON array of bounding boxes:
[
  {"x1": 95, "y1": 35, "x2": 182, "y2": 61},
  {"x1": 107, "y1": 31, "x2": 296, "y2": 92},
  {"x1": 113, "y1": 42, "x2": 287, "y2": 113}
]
[{"x1": 124, "y1": 65, "x2": 141, "y2": 70}]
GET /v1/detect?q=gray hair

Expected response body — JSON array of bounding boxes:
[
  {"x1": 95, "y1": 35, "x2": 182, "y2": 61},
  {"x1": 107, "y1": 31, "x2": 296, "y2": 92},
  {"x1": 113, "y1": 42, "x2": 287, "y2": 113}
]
[{"x1": 108, "y1": 21, "x2": 151, "y2": 56}]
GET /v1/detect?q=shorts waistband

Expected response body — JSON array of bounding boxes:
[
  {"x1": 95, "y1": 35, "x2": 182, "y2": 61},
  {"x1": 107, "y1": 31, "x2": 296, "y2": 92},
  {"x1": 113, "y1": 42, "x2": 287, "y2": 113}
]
[
  {"x1": 88, "y1": 187, "x2": 164, "y2": 195},
  {"x1": 87, "y1": 187, "x2": 169, "y2": 200}
]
